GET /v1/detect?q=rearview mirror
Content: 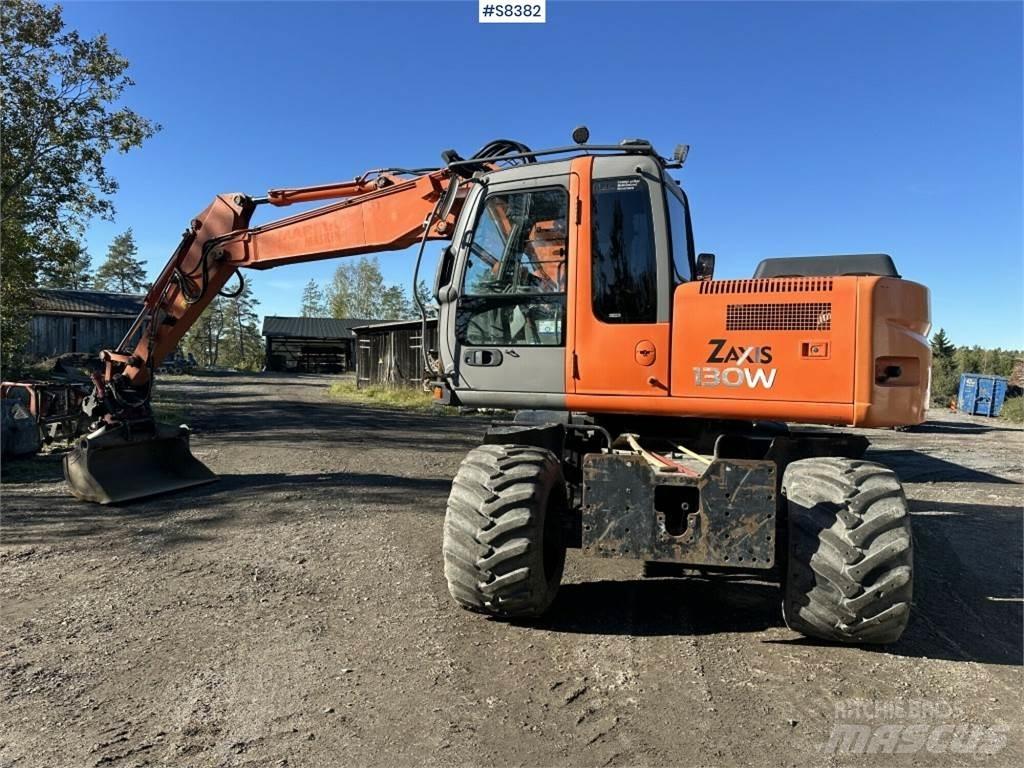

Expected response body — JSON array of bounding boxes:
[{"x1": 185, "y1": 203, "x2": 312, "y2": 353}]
[
  {"x1": 433, "y1": 246, "x2": 456, "y2": 302},
  {"x1": 696, "y1": 253, "x2": 715, "y2": 281}
]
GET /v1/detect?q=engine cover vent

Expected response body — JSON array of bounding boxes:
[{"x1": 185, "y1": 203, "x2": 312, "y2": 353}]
[
  {"x1": 699, "y1": 278, "x2": 834, "y2": 295},
  {"x1": 726, "y1": 302, "x2": 832, "y2": 331}
]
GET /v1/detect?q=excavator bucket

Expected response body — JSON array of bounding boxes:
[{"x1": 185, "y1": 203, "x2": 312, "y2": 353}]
[{"x1": 64, "y1": 422, "x2": 216, "y2": 504}]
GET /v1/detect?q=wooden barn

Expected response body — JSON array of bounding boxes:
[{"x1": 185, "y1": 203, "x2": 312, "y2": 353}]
[
  {"x1": 28, "y1": 289, "x2": 144, "y2": 359},
  {"x1": 353, "y1": 318, "x2": 439, "y2": 388},
  {"x1": 261, "y1": 316, "x2": 372, "y2": 373}
]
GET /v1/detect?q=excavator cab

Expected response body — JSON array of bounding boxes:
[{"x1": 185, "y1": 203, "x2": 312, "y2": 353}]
[{"x1": 435, "y1": 152, "x2": 690, "y2": 410}]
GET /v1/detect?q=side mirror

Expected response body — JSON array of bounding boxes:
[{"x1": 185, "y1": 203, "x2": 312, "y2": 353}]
[
  {"x1": 433, "y1": 246, "x2": 456, "y2": 303},
  {"x1": 696, "y1": 253, "x2": 716, "y2": 281}
]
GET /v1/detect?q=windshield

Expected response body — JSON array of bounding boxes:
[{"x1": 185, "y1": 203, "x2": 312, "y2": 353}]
[
  {"x1": 462, "y1": 189, "x2": 568, "y2": 296},
  {"x1": 457, "y1": 187, "x2": 569, "y2": 347}
]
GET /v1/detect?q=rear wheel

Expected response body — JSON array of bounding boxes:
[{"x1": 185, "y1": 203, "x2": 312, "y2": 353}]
[
  {"x1": 443, "y1": 444, "x2": 567, "y2": 618},
  {"x1": 782, "y1": 457, "x2": 913, "y2": 644}
]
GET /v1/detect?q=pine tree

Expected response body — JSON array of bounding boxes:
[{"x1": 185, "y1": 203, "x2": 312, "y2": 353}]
[
  {"x1": 38, "y1": 236, "x2": 92, "y2": 289},
  {"x1": 182, "y1": 297, "x2": 226, "y2": 367},
  {"x1": 93, "y1": 228, "x2": 147, "y2": 292},
  {"x1": 221, "y1": 280, "x2": 262, "y2": 370},
  {"x1": 300, "y1": 278, "x2": 327, "y2": 317},
  {"x1": 930, "y1": 328, "x2": 959, "y2": 408},
  {"x1": 414, "y1": 279, "x2": 438, "y2": 318},
  {"x1": 930, "y1": 328, "x2": 955, "y2": 359},
  {"x1": 379, "y1": 284, "x2": 411, "y2": 319}
]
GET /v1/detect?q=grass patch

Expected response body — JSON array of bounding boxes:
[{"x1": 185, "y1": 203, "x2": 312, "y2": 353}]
[
  {"x1": 327, "y1": 381, "x2": 448, "y2": 412},
  {"x1": 1000, "y1": 396, "x2": 1024, "y2": 424}
]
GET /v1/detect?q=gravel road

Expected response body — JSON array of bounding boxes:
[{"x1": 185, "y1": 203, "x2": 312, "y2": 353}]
[{"x1": 2, "y1": 373, "x2": 1021, "y2": 767}]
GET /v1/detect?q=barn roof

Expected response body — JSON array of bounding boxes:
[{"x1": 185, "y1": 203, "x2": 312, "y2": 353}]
[
  {"x1": 261, "y1": 316, "x2": 375, "y2": 339},
  {"x1": 352, "y1": 317, "x2": 439, "y2": 333},
  {"x1": 33, "y1": 288, "x2": 145, "y2": 317}
]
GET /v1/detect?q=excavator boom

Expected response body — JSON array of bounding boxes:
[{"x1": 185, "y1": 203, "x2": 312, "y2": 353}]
[{"x1": 67, "y1": 167, "x2": 461, "y2": 503}]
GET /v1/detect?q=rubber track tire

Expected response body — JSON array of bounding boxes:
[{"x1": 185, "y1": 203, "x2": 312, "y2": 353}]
[
  {"x1": 782, "y1": 457, "x2": 913, "y2": 644},
  {"x1": 443, "y1": 444, "x2": 567, "y2": 618}
]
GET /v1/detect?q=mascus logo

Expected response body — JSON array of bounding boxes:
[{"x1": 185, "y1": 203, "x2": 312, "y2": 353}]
[{"x1": 696, "y1": 338, "x2": 777, "y2": 389}]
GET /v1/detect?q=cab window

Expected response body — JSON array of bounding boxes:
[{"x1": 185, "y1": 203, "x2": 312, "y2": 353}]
[
  {"x1": 591, "y1": 177, "x2": 657, "y2": 323},
  {"x1": 458, "y1": 188, "x2": 568, "y2": 346},
  {"x1": 666, "y1": 187, "x2": 693, "y2": 283}
]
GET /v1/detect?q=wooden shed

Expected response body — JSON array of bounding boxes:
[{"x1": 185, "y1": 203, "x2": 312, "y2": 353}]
[
  {"x1": 28, "y1": 289, "x2": 144, "y2": 359},
  {"x1": 353, "y1": 318, "x2": 439, "y2": 388},
  {"x1": 261, "y1": 316, "x2": 372, "y2": 373}
]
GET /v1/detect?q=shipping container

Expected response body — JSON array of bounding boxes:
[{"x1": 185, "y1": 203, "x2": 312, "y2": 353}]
[{"x1": 957, "y1": 373, "x2": 1009, "y2": 417}]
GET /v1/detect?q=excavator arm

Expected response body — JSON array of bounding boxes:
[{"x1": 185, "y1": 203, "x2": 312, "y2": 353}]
[
  {"x1": 111, "y1": 169, "x2": 459, "y2": 388},
  {"x1": 68, "y1": 167, "x2": 463, "y2": 504}
]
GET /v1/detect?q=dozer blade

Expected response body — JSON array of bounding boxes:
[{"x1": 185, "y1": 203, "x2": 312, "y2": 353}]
[{"x1": 64, "y1": 422, "x2": 216, "y2": 504}]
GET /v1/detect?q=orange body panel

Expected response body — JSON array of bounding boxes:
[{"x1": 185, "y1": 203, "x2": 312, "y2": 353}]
[
  {"x1": 671, "y1": 277, "x2": 854, "y2": 405},
  {"x1": 567, "y1": 156, "x2": 671, "y2": 396},
  {"x1": 565, "y1": 275, "x2": 930, "y2": 427},
  {"x1": 853, "y1": 276, "x2": 932, "y2": 426}
]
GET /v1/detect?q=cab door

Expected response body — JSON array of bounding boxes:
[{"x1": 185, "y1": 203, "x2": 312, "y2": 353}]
[
  {"x1": 568, "y1": 155, "x2": 672, "y2": 396},
  {"x1": 442, "y1": 166, "x2": 573, "y2": 403}
]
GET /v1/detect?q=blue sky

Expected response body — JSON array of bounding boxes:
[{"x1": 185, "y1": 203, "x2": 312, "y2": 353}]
[{"x1": 61, "y1": 0, "x2": 1023, "y2": 348}]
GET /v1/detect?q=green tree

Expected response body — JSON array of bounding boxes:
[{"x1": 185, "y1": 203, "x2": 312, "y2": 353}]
[
  {"x1": 983, "y1": 348, "x2": 1017, "y2": 378},
  {"x1": 352, "y1": 257, "x2": 386, "y2": 318},
  {"x1": 38, "y1": 235, "x2": 92, "y2": 289},
  {"x1": 327, "y1": 256, "x2": 389, "y2": 318},
  {"x1": 221, "y1": 279, "x2": 262, "y2": 370},
  {"x1": 327, "y1": 262, "x2": 355, "y2": 318},
  {"x1": 181, "y1": 297, "x2": 226, "y2": 368},
  {"x1": 1, "y1": 0, "x2": 158, "y2": 373},
  {"x1": 93, "y1": 228, "x2": 147, "y2": 292},
  {"x1": 930, "y1": 328, "x2": 954, "y2": 359},
  {"x1": 300, "y1": 278, "x2": 327, "y2": 317},
  {"x1": 379, "y1": 284, "x2": 411, "y2": 319},
  {"x1": 414, "y1": 279, "x2": 438, "y2": 318},
  {"x1": 930, "y1": 328, "x2": 959, "y2": 408},
  {"x1": 0, "y1": 223, "x2": 36, "y2": 371},
  {"x1": 954, "y1": 345, "x2": 985, "y2": 376}
]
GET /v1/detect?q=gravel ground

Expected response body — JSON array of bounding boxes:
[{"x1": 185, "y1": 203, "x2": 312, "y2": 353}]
[{"x1": 1, "y1": 372, "x2": 1021, "y2": 767}]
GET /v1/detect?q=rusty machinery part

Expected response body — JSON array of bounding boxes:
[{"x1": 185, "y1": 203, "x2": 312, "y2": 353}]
[
  {"x1": 582, "y1": 451, "x2": 777, "y2": 568},
  {"x1": 442, "y1": 444, "x2": 567, "y2": 618},
  {"x1": 0, "y1": 381, "x2": 92, "y2": 446},
  {"x1": 782, "y1": 457, "x2": 913, "y2": 644}
]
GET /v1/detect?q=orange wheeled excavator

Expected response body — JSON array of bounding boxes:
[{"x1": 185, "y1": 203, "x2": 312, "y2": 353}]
[{"x1": 64, "y1": 130, "x2": 930, "y2": 644}]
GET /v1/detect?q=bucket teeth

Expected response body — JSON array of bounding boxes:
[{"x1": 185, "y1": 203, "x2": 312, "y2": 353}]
[{"x1": 64, "y1": 422, "x2": 216, "y2": 504}]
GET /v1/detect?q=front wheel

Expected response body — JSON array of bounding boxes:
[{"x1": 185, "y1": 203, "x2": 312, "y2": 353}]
[
  {"x1": 782, "y1": 457, "x2": 913, "y2": 644},
  {"x1": 442, "y1": 444, "x2": 567, "y2": 618}
]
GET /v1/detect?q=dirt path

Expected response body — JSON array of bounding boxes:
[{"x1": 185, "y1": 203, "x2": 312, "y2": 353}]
[{"x1": 2, "y1": 373, "x2": 1021, "y2": 767}]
